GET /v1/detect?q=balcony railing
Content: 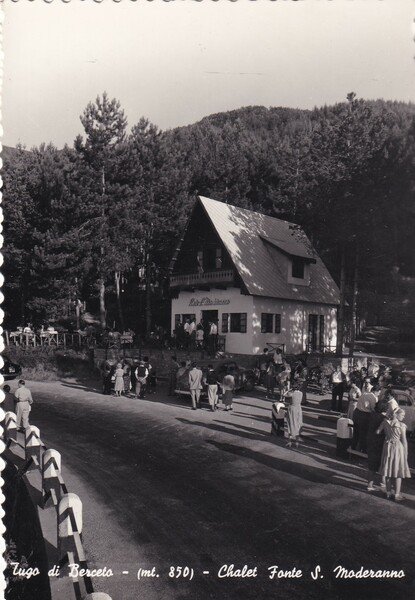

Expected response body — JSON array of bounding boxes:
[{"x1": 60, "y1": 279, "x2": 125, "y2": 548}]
[{"x1": 170, "y1": 269, "x2": 235, "y2": 288}]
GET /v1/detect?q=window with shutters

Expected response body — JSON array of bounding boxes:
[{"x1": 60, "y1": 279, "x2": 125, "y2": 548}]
[
  {"x1": 222, "y1": 313, "x2": 229, "y2": 333},
  {"x1": 275, "y1": 314, "x2": 281, "y2": 334},
  {"x1": 230, "y1": 313, "x2": 247, "y2": 333},
  {"x1": 261, "y1": 313, "x2": 273, "y2": 333}
]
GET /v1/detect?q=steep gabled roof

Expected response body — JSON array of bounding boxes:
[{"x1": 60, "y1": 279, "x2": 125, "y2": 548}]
[{"x1": 198, "y1": 196, "x2": 340, "y2": 305}]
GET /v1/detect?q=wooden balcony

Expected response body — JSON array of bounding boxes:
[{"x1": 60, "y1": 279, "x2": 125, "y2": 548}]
[{"x1": 170, "y1": 269, "x2": 235, "y2": 289}]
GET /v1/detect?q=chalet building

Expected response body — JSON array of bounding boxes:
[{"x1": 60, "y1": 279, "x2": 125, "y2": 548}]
[{"x1": 169, "y1": 196, "x2": 340, "y2": 355}]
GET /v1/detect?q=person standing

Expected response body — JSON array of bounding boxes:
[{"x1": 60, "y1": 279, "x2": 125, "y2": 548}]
[
  {"x1": 123, "y1": 362, "x2": 131, "y2": 396},
  {"x1": 205, "y1": 364, "x2": 219, "y2": 412},
  {"x1": 331, "y1": 365, "x2": 346, "y2": 412},
  {"x1": 135, "y1": 361, "x2": 149, "y2": 398},
  {"x1": 347, "y1": 381, "x2": 361, "y2": 419},
  {"x1": 189, "y1": 362, "x2": 203, "y2": 410},
  {"x1": 196, "y1": 324, "x2": 204, "y2": 350},
  {"x1": 352, "y1": 385, "x2": 380, "y2": 453},
  {"x1": 258, "y1": 348, "x2": 270, "y2": 386},
  {"x1": 183, "y1": 319, "x2": 191, "y2": 350},
  {"x1": 189, "y1": 318, "x2": 197, "y2": 350},
  {"x1": 222, "y1": 369, "x2": 235, "y2": 412},
  {"x1": 14, "y1": 380, "x2": 33, "y2": 430},
  {"x1": 209, "y1": 321, "x2": 218, "y2": 355},
  {"x1": 376, "y1": 408, "x2": 411, "y2": 501},
  {"x1": 143, "y1": 356, "x2": 153, "y2": 395},
  {"x1": 265, "y1": 361, "x2": 276, "y2": 399},
  {"x1": 366, "y1": 400, "x2": 388, "y2": 491},
  {"x1": 114, "y1": 363, "x2": 125, "y2": 397},
  {"x1": 168, "y1": 355, "x2": 180, "y2": 396},
  {"x1": 286, "y1": 387, "x2": 303, "y2": 448}
]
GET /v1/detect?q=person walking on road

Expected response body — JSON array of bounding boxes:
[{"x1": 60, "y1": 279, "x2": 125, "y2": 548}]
[
  {"x1": 376, "y1": 408, "x2": 411, "y2": 501},
  {"x1": 286, "y1": 387, "x2": 303, "y2": 448},
  {"x1": 222, "y1": 369, "x2": 235, "y2": 412},
  {"x1": 205, "y1": 364, "x2": 219, "y2": 412},
  {"x1": 114, "y1": 363, "x2": 125, "y2": 397},
  {"x1": 189, "y1": 362, "x2": 203, "y2": 410},
  {"x1": 14, "y1": 380, "x2": 33, "y2": 430}
]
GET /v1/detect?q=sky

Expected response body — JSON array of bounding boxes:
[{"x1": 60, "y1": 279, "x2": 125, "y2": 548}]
[{"x1": 2, "y1": 0, "x2": 415, "y2": 149}]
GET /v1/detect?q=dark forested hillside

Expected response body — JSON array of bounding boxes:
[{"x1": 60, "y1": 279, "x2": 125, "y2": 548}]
[{"x1": 3, "y1": 95, "x2": 415, "y2": 342}]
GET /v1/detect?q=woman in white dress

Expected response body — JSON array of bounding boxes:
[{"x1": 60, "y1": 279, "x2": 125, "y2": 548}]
[{"x1": 376, "y1": 408, "x2": 411, "y2": 501}]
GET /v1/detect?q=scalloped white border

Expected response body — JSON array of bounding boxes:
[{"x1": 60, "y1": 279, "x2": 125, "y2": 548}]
[{"x1": 0, "y1": 1, "x2": 6, "y2": 597}]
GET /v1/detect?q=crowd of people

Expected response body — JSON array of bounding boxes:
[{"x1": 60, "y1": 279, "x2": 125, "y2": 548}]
[
  {"x1": 173, "y1": 318, "x2": 219, "y2": 354},
  {"x1": 268, "y1": 357, "x2": 412, "y2": 501},
  {"x1": 102, "y1": 356, "x2": 157, "y2": 399}
]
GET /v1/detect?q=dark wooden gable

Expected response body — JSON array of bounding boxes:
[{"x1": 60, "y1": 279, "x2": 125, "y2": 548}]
[{"x1": 171, "y1": 201, "x2": 233, "y2": 275}]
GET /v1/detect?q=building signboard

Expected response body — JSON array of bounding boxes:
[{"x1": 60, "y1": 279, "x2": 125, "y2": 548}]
[{"x1": 189, "y1": 297, "x2": 230, "y2": 307}]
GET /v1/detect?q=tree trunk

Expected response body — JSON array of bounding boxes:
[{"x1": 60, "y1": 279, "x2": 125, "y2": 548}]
[
  {"x1": 99, "y1": 277, "x2": 106, "y2": 329},
  {"x1": 336, "y1": 245, "x2": 346, "y2": 355},
  {"x1": 348, "y1": 247, "x2": 359, "y2": 357},
  {"x1": 98, "y1": 165, "x2": 107, "y2": 330},
  {"x1": 145, "y1": 261, "x2": 152, "y2": 338},
  {"x1": 75, "y1": 300, "x2": 81, "y2": 330},
  {"x1": 114, "y1": 271, "x2": 125, "y2": 331}
]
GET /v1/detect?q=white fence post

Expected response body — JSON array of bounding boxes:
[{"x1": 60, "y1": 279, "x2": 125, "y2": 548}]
[
  {"x1": 42, "y1": 449, "x2": 62, "y2": 501},
  {"x1": 4, "y1": 411, "x2": 17, "y2": 443},
  {"x1": 58, "y1": 493, "x2": 83, "y2": 560},
  {"x1": 25, "y1": 425, "x2": 42, "y2": 464}
]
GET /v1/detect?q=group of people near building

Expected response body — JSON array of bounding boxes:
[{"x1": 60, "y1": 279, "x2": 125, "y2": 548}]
[
  {"x1": 344, "y1": 377, "x2": 411, "y2": 501},
  {"x1": 187, "y1": 362, "x2": 235, "y2": 411},
  {"x1": 173, "y1": 318, "x2": 218, "y2": 354},
  {"x1": 103, "y1": 357, "x2": 156, "y2": 398},
  {"x1": 271, "y1": 364, "x2": 411, "y2": 501}
]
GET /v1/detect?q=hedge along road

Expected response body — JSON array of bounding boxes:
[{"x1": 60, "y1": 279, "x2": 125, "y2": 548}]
[{"x1": 19, "y1": 378, "x2": 415, "y2": 600}]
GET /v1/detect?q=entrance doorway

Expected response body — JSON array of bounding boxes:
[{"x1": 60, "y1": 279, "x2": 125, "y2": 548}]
[{"x1": 202, "y1": 310, "x2": 219, "y2": 331}]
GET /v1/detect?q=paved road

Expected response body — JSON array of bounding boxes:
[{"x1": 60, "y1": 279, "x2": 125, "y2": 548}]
[{"x1": 22, "y1": 379, "x2": 415, "y2": 600}]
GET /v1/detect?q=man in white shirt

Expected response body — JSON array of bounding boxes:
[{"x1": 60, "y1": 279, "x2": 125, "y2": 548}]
[
  {"x1": 331, "y1": 365, "x2": 346, "y2": 412},
  {"x1": 14, "y1": 380, "x2": 33, "y2": 430},
  {"x1": 189, "y1": 362, "x2": 203, "y2": 410},
  {"x1": 208, "y1": 321, "x2": 218, "y2": 354}
]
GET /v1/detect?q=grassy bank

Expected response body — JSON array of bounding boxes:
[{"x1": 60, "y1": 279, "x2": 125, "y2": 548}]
[{"x1": 5, "y1": 346, "x2": 93, "y2": 381}]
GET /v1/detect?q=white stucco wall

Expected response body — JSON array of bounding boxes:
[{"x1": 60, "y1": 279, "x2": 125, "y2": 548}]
[
  {"x1": 171, "y1": 288, "x2": 254, "y2": 354},
  {"x1": 252, "y1": 297, "x2": 337, "y2": 355},
  {"x1": 172, "y1": 290, "x2": 337, "y2": 355}
]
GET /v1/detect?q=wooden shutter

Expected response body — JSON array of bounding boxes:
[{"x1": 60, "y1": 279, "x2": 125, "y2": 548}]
[
  {"x1": 240, "y1": 313, "x2": 247, "y2": 333},
  {"x1": 319, "y1": 315, "x2": 325, "y2": 351},
  {"x1": 222, "y1": 313, "x2": 229, "y2": 333},
  {"x1": 275, "y1": 314, "x2": 281, "y2": 334}
]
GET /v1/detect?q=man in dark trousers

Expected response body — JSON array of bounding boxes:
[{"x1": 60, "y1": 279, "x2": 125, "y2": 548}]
[{"x1": 331, "y1": 364, "x2": 346, "y2": 412}]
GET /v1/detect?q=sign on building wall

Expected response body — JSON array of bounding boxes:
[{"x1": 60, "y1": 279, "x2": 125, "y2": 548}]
[{"x1": 189, "y1": 297, "x2": 231, "y2": 307}]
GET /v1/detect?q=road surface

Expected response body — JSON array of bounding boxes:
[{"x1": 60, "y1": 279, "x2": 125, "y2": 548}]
[{"x1": 20, "y1": 378, "x2": 415, "y2": 600}]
